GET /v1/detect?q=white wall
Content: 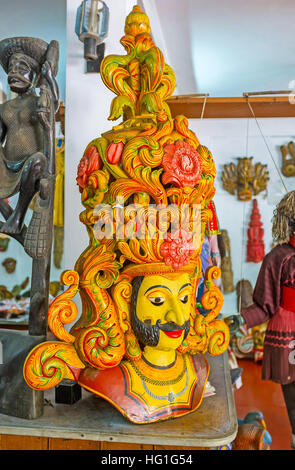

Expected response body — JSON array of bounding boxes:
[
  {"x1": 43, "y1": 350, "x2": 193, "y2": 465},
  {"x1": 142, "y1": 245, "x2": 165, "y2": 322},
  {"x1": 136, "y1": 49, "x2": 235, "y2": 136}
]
[
  {"x1": 189, "y1": 117, "x2": 295, "y2": 314},
  {"x1": 153, "y1": 0, "x2": 295, "y2": 96}
]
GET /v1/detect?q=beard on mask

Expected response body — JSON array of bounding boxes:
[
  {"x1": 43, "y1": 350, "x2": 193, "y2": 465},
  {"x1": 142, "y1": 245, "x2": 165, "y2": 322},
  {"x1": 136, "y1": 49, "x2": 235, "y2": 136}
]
[{"x1": 130, "y1": 276, "x2": 190, "y2": 349}]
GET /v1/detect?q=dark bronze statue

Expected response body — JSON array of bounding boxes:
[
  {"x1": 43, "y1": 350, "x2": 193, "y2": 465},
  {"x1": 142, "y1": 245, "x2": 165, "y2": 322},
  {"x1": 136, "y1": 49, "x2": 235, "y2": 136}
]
[
  {"x1": 0, "y1": 37, "x2": 59, "y2": 236},
  {"x1": 0, "y1": 37, "x2": 60, "y2": 420}
]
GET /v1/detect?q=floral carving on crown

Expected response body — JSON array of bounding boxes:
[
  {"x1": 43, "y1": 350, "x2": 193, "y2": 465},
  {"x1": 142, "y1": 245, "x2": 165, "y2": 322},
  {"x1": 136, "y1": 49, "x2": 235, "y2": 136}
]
[
  {"x1": 77, "y1": 145, "x2": 102, "y2": 191},
  {"x1": 162, "y1": 140, "x2": 203, "y2": 188},
  {"x1": 160, "y1": 229, "x2": 194, "y2": 270}
]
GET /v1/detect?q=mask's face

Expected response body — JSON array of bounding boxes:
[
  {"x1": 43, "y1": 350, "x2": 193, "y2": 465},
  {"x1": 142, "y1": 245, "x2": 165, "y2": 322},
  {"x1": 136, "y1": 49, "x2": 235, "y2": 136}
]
[
  {"x1": 8, "y1": 54, "x2": 34, "y2": 93},
  {"x1": 134, "y1": 273, "x2": 192, "y2": 351}
]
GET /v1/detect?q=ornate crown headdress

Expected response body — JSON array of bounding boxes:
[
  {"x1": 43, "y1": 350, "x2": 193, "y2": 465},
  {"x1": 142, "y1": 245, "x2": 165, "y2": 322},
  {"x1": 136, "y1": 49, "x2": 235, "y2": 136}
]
[{"x1": 24, "y1": 6, "x2": 229, "y2": 391}]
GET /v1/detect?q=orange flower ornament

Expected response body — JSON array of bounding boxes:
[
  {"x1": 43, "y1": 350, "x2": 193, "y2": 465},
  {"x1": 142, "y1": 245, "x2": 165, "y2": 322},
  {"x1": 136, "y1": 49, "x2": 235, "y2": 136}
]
[{"x1": 162, "y1": 140, "x2": 203, "y2": 188}]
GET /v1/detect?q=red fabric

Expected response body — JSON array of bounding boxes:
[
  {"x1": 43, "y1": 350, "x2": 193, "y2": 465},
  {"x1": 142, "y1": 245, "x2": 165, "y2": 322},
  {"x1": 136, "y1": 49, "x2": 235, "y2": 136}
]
[
  {"x1": 280, "y1": 285, "x2": 295, "y2": 312},
  {"x1": 241, "y1": 242, "x2": 295, "y2": 384},
  {"x1": 263, "y1": 305, "x2": 295, "y2": 384},
  {"x1": 206, "y1": 200, "x2": 220, "y2": 235},
  {"x1": 242, "y1": 244, "x2": 295, "y2": 328}
]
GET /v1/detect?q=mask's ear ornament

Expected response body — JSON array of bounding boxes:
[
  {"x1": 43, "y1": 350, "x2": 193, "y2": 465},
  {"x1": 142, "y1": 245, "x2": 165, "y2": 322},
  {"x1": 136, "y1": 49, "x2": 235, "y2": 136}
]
[{"x1": 24, "y1": 5, "x2": 230, "y2": 424}]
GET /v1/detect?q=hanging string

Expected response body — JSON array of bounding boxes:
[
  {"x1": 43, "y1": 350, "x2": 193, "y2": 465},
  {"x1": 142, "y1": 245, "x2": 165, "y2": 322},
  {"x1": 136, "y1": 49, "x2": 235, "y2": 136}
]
[
  {"x1": 245, "y1": 96, "x2": 288, "y2": 194},
  {"x1": 245, "y1": 117, "x2": 249, "y2": 158},
  {"x1": 200, "y1": 95, "x2": 207, "y2": 119},
  {"x1": 238, "y1": 118, "x2": 250, "y2": 315}
]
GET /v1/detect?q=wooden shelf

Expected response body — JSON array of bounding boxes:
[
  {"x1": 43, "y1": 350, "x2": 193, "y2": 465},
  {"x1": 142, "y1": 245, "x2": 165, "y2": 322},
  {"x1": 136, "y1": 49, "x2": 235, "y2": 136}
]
[
  {"x1": 0, "y1": 353, "x2": 237, "y2": 449},
  {"x1": 167, "y1": 96, "x2": 295, "y2": 119}
]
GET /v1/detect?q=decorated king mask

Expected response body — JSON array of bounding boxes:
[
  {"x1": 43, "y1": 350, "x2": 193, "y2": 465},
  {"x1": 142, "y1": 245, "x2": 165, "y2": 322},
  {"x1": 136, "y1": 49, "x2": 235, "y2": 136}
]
[{"x1": 24, "y1": 6, "x2": 230, "y2": 424}]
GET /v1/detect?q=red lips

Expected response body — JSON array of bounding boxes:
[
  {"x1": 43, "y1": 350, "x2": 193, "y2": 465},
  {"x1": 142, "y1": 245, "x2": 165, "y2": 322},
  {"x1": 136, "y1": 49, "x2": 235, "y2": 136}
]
[{"x1": 163, "y1": 330, "x2": 183, "y2": 339}]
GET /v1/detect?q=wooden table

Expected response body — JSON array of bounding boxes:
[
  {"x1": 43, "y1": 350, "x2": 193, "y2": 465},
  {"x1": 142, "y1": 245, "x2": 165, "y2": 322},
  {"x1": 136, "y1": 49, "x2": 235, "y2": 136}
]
[
  {"x1": 0, "y1": 319, "x2": 28, "y2": 331},
  {"x1": 0, "y1": 352, "x2": 237, "y2": 450}
]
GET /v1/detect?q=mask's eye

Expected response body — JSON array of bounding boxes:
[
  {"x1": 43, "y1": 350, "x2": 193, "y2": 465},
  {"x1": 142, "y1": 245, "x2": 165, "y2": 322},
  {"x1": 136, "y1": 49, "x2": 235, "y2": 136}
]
[
  {"x1": 20, "y1": 67, "x2": 29, "y2": 74},
  {"x1": 179, "y1": 295, "x2": 189, "y2": 304},
  {"x1": 148, "y1": 297, "x2": 165, "y2": 306}
]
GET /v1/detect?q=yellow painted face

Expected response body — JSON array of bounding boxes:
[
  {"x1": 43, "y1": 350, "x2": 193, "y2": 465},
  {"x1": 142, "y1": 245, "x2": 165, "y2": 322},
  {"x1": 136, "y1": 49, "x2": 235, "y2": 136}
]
[{"x1": 136, "y1": 273, "x2": 192, "y2": 351}]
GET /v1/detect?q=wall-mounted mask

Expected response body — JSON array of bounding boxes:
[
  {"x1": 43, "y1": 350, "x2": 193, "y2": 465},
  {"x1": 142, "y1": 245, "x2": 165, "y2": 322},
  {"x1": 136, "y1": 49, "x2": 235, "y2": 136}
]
[
  {"x1": 280, "y1": 141, "x2": 295, "y2": 177},
  {"x1": 222, "y1": 157, "x2": 269, "y2": 201},
  {"x1": 49, "y1": 281, "x2": 61, "y2": 297},
  {"x1": 0, "y1": 234, "x2": 10, "y2": 252},
  {"x1": 2, "y1": 257, "x2": 17, "y2": 273},
  {"x1": 11, "y1": 276, "x2": 30, "y2": 298},
  {"x1": 0, "y1": 285, "x2": 13, "y2": 301}
]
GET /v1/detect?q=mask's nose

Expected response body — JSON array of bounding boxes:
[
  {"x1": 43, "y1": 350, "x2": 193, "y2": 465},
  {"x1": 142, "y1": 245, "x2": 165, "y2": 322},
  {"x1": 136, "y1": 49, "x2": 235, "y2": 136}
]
[
  {"x1": 165, "y1": 296, "x2": 186, "y2": 326},
  {"x1": 9, "y1": 61, "x2": 20, "y2": 75}
]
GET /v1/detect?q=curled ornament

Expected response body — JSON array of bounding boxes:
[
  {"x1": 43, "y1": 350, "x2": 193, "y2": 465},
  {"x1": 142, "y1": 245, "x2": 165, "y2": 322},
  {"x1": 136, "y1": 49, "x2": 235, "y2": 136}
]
[{"x1": 23, "y1": 341, "x2": 85, "y2": 391}]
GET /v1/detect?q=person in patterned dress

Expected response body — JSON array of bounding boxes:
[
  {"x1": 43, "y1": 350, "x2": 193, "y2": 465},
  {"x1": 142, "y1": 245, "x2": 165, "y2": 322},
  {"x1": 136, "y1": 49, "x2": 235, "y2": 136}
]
[{"x1": 227, "y1": 190, "x2": 295, "y2": 449}]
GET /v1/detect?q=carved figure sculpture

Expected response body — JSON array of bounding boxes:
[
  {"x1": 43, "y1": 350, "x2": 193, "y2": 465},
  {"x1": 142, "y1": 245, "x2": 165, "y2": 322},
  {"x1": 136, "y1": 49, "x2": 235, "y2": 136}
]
[
  {"x1": 0, "y1": 37, "x2": 59, "y2": 331},
  {"x1": 197, "y1": 201, "x2": 222, "y2": 312},
  {"x1": 53, "y1": 136, "x2": 64, "y2": 268},
  {"x1": 221, "y1": 157, "x2": 269, "y2": 201},
  {"x1": 53, "y1": 101, "x2": 65, "y2": 269},
  {"x1": 280, "y1": 141, "x2": 295, "y2": 177},
  {"x1": 0, "y1": 37, "x2": 59, "y2": 243},
  {"x1": 219, "y1": 229, "x2": 235, "y2": 293},
  {"x1": 246, "y1": 199, "x2": 265, "y2": 263},
  {"x1": 23, "y1": 6, "x2": 230, "y2": 424},
  {"x1": 0, "y1": 37, "x2": 59, "y2": 420}
]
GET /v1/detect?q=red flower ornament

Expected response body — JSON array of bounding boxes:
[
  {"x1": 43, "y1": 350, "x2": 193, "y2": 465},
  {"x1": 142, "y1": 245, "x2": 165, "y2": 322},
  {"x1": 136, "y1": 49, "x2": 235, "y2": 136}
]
[
  {"x1": 160, "y1": 229, "x2": 194, "y2": 269},
  {"x1": 162, "y1": 140, "x2": 202, "y2": 188},
  {"x1": 106, "y1": 141, "x2": 124, "y2": 165},
  {"x1": 77, "y1": 145, "x2": 102, "y2": 192}
]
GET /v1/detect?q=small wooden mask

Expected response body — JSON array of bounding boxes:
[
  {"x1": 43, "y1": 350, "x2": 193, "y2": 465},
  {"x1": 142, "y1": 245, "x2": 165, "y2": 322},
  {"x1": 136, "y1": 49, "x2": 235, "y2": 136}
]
[
  {"x1": 222, "y1": 157, "x2": 269, "y2": 201},
  {"x1": 280, "y1": 141, "x2": 295, "y2": 177},
  {"x1": 2, "y1": 257, "x2": 17, "y2": 273}
]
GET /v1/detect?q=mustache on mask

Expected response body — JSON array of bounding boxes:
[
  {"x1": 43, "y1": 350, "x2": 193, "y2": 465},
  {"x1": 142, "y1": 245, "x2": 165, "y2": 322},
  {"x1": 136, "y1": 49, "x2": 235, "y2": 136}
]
[
  {"x1": 131, "y1": 314, "x2": 190, "y2": 349},
  {"x1": 157, "y1": 320, "x2": 187, "y2": 332}
]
